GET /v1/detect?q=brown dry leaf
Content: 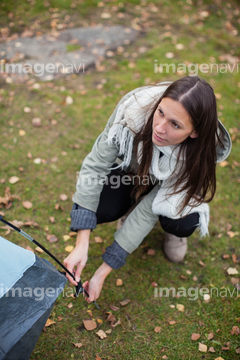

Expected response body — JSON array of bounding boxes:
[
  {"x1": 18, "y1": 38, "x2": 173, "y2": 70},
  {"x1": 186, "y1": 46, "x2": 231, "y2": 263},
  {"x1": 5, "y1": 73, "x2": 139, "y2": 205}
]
[
  {"x1": 22, "y1": 201, "x2": 32, "y2": 209},
  {"x1": 232, "y1": 254, "x2": 239, "y2": 263},
  {"x1": 208, "y1": 332, "x2": 214, "y2": 340},
  {"x1": 176, "y1": 304, "x2": 185, "y2": 312},
  {"x1": 214, "y1": 358, "x2": 225, "y2": 360},
  {"x1": 199, "y1": 343, "x2": 207, "y2": 352},
  {"x1": 199, "y1": 260, "x2": 206, "y2": 267},
  {"x1": 73, "y1": 342, "x2": 83, "y2": 348},
  {"x1": 47, "y1": 234, "x2": 58, "y2": 243},
  {"x1": 116, "y1": 279, "x2": 123, "y2": 286},
  {"x1": 112, "y1": 319, "x2": 121, "y2": 329},
  {"x1": 95, "y1": 355, "x2": 102, "y2": 360},
  {"x1": 191, "y1": 333, "x2": 200, "y2": 341},
  {"x1": 9, "y1": 176, "x2": 19, "y2": 184},
  {"x1": 55, "y1": 203, "x2": 63, "y2": 210},
  {"x1": 222, "y1": 346, "x2": 230, "y2": 350},
  {"x1": 57, "y1": 316, "x2": 63, "y2": 321},
  {"x1": 151, "y1": 281, "x2": 158, "y2": 287},
  {"x1": 227, "y1": 231, "x2": 239, "y2": 238},
  {"x1": 193, "y1": 276, "x2": 198, "y2": 281},
  {"x1": 227, "y1": 267, "x2": 239, "y2": 275},
  {"x1": 69, "y1": 232, "x2": 77, "y2": 237},
  {"x1": 65, "y1": 245, "x2": 74, "y2": 253},
  {"x1": 106, "y1": 313, "x2": 116, "y2": 325},
  {"x1": 110, "y1": 305, "x2": 120, "y2": 311},
  {"x1": 154, "y1": 326, "x2": 161, "y2": 333},
  {"x1": 231, "y1": 277, "x2": 239, "y2": 285},
  {"x1": 236, "y1": 348, "x2": 240, "y2": 354},
  {"x1": 120, "y1": 299, "x2": 131, "y2": 306},
  {"x1": 162, "y1": 356, "x2": 168, "y2": 359},
  {"x1": 168, "y1": 321, "x2": 176, "y2": 325},
  {"x1": 23, "y1": 220, "x2": 39, "y2": 227},
  {"x1": 25, "y1": 245, "x2": 34, "y2": 253},
  {"x1": 87, "y1": 310, "x2": 93, "y2": 317},
  {"x1": 231, "y1": 326, "x2": 240, "y2": 335},
  {"x1": 35, "y1": 246, "x2": 44, "y2": 253},
  {"x1": 68, "y1": 302, "x2": 73, "y2": 309},
  {"x1": 94, "y1": 236, "x2": 103, "y2": 243},
  {"x1": 219, "y1": 161, "x2": 229, "y2": 167},
  {"x1": 45, "y1": 318, "x2": 56, "y2": 327},
  {"x1": 83, "y1": 319, "x2": 97, "y2": 331},
  {"x1": 180, "y1": 274, "x2": 188, "y2": 280},
  {"x1": 222, "y1": 254, "x2": 230, "y2": 259},
  {"x1": 147, "y1": 248, "x2": 155, "y2": 255},
  {"x1": 96, "y1": 330, "x2": 107, "y2": 339},
  {"x1": 208, "y1": 347, "x2": 216, "y2": 352},
  {"x1": 106, "y1": 329, "x2": 112, "y2": 334},
  {"x1": 60, "y1": 194, "x2": 68, "y2": 201},
  {"x1": 49, "y1": 216, "x2": 55, "y2": 223}
]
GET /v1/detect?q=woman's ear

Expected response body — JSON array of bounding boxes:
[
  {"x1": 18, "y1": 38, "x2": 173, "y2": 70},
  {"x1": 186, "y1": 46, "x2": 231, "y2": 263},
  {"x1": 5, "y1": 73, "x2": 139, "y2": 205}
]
[{"x1": 190, "y1": 131, "x2": 198, "y2": 139}]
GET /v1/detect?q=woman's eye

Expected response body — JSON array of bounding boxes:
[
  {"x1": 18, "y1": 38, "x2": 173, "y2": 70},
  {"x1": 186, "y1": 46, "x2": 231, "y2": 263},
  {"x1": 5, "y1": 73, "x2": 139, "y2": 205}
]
[
  {"x1": 158, "y1": 109, "x2": 164, "y2": 116},
  {"x1": 172, "y1": 121, "x2": 180, "y2": 129}
]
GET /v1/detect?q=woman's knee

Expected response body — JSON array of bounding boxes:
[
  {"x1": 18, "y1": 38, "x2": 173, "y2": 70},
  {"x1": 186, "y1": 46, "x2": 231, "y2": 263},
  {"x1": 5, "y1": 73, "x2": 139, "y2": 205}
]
[{"x1": 159, "y1": 213, "x2": 200, "y2": 237}]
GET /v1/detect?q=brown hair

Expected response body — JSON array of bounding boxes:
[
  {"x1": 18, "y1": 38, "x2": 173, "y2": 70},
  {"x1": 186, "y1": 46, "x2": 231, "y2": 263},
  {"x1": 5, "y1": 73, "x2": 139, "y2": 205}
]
[{"x1": 131, "y1": 76, "x2": 223, "y2": 212}]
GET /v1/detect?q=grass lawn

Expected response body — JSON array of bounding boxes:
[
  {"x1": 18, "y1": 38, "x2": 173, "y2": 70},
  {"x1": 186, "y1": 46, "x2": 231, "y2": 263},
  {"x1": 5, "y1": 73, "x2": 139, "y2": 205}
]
[{"x1": 0, "y1": 0, "x2": 239, "y2": 359}]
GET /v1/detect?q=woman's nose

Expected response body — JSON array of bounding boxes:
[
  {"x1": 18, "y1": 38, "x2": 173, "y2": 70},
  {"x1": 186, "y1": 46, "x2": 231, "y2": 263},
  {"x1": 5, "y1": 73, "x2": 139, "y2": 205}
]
[{"x1": 156, "y1": 119, "x2": 167, "y2": 133}]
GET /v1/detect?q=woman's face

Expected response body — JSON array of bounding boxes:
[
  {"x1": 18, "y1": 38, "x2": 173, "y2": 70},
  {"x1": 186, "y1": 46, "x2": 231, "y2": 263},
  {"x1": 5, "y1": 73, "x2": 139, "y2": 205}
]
[{"x1": 152, "y1": 97, "x2": 198, "y2": 147}]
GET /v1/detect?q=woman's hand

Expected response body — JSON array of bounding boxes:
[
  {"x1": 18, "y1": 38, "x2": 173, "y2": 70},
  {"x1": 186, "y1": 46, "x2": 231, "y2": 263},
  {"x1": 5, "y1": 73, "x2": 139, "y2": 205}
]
[
  {"x1": 82, "y1": 262, "x2": 113, "y2": 302},
  {"x1": 63, "y1": 229, "x2": 90, "y2": 286}
]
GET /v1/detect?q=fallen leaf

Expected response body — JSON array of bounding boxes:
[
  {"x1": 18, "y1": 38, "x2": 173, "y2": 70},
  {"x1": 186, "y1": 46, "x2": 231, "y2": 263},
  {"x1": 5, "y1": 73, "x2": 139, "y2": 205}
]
[
  {"x1": 162, "y1": 356, "x2": 168, "y2": 359},
  {"x1": 147, "y1": 248, "x2": 155, "y2": 255},
  {"x1": 25, "y1": 245, "x2": 34, "y2": 253},
  {"x1": 95, "y1": 355, "x2": 102, "y2": 360},
  {"x1": 203, "y1": 294, "x2": 211, "y2": 302},
  {"x1": 151, "y1": 281, "x2": 158, "y2": 287},
  {"x1": 154, "y1": 326, "x2": 161, "y2": 333},
  {"x1": 87, "y1": 310, "x2": 93, "y2": 317},
  {"x1": 208, "y1": 332, "x2": 214, "y2": 340},
  {"x1": 65, "y1": 245, "x2": 74, "y2": 252},
  {"x1": 191, "y1": 333, "x2": 200, "y2": 341},
  {"x1": 96, "y1": 330, "x2": 107, "y2": 339},
  {"x1": 60, "y1": 194, "x2": 68, "y2": 201},
  {"x1": 106, "y1": 313, "x2": 116, "y2": 325},
  {"x1": 97, "y1": 319, "x2": 103, "y2": 324},
  {"x1": 168, "y1": 321, "x2": 176, "y2": 325},
  {"x1": 35, "y1": 246, "x2": 44, "y2": 253},
  {"x1": 45, "y1": 318, "x2": 56, "y2": 327},
  {"x1": 22, "y1": 201, "x2": 32, "y2": 209},
  {"x1": 199, "y1": 343, "x2": 207, "y2": 352},
  {"x1": 231, "y1": 326, "x2": 240, "y2": 335},
  {"x1": 68, "y1": 302, "x2": 73, "y2": 309},
  {"x1": 105, "y1": 329, "x2": 112, "y2": 334},
  {"x1": 94, "y1": 236, "x2": 103, "y2": 243},
  {"x1": 222, "y1": 254, "x2": 230, "y2": 259},
  {"x1": 32, "y1": 118, "x2": 42, "y2": 127},
  {"x1": 236, "y1": 348, "x2": 240, "y2": 354},
  {"x1": 83, "y1": 320, "x2": 97, "y2": 331},
  {"x1": 47, "y1": 234, "x2": 58, "y2": 243},
  {"x1": 232, "y1": 254, "x2": 239, "y2": 263},
  {"x1": 66, "y1": 96, "x2": 73, "y2": 105},
  {"x1": 112, "y1": 319, "x2": 121, "y2": 328},
  {"x1": 116, "y1": 278, "x2": 123, "y2": 286},
  {"x1": 110, "y1": 305, "x2": 120, "y2": 311},
  {"x1": 214, "y1": 358, "x2": 225, "y2": 360},
  {"x1": 120, "y1": 299, "x2": 131, "y2": 306},
  {"x1": 9, "y1": 176, "x2": 19, "y2": 184},
  {"x1": 73, "y1": 342, "x2": 83, "y2": 348},
  {"x1": 176, "y1": 304, "x2": 185, "y2": 312},
  {"x1": 222, "y1": 346, "x2": 230, "y2": 350},
  {"x1": 208, "y1": 346, "x2": 216, "y2": 352},
  {"x1": 199, "y1": 260, "x2": 206, "y2": 267},
  {"x1": 23, "y1": 220, "x2": 39, "y2": 227},
  {"x1": 19, "y1": 129, "x2": 26, "y2": 136},
  {"x1": 49, "y1": 216, "x2": 55, "y2": 223},
  {"x1": 231, "y1": 277, "x2": 239, "y2": 285},
  {"x1": 57, "y1": 316, "x2": 63, "y2": 321},
  {"x1": 227, "y1": 231, "x2": 239, "y2": 238},
  {"x1": 23, "y1": 107, "x2": 31, "y2": 113},
  {"x1": 227, "y1": 267, "x2": 239, "y2": 275},
  {"x1": 193, "y1": 276, "x2": 198, "y2": 281},
  {"x1": 219, "y1": 160, "x2": 229, "y2": 167}
]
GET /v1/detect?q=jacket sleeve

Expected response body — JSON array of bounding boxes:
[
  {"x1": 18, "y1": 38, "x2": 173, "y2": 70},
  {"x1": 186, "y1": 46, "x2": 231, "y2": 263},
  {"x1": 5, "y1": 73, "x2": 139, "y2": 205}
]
[
  {"x1": 72, "y1": 86, "x2": 148, "y2": 213},
  {"x1": 114, "y1": 185, "x2": 160, "y2": 253}
]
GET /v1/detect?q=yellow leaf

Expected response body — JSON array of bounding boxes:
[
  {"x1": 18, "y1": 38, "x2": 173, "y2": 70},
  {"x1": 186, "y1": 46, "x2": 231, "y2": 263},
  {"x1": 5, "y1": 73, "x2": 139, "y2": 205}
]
[
  {"x1": 176, "y1": 304, "x2": 185, "y2": 312},
  {"x1": 65, "y1": 245, "x2": 74, "y2": 253},
  {"x1": 116, "y1": 278, "x2": 123, "y2": 286},
  {"x1": 45, "y1": 318, "x2": 56, "y2": 327}
]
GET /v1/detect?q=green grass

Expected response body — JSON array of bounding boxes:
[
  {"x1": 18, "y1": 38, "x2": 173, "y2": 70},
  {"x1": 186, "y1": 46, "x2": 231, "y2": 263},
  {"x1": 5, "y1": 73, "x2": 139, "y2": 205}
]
[{"x1": 0, "y1": 0, "x2": 240, "y2": 359}]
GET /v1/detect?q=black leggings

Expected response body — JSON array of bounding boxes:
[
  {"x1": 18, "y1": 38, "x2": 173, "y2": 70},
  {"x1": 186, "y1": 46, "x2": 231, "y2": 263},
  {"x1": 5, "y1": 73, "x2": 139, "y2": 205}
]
[{"x1": 96, "y1": 168, "x2": 199, "y2": 238}]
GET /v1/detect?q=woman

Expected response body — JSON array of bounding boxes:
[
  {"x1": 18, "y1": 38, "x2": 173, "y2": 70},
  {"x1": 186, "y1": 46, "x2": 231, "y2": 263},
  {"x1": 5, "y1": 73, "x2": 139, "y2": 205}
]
[{"x1": 63, "y1": 76, "x2": 231, "y2": 304}]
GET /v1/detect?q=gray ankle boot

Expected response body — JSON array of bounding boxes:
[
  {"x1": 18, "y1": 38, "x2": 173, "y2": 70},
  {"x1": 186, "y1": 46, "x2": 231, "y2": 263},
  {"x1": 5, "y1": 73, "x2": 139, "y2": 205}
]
[{"x1": 163, "y1": 233, "x2": 188, "y2": 262}]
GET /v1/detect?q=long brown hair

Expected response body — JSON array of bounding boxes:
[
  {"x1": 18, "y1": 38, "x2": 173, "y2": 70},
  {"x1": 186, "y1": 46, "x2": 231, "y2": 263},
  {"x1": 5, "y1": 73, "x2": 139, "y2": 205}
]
[{"x1": 132, "y1": 76, "x2": 223, "y2": 212}]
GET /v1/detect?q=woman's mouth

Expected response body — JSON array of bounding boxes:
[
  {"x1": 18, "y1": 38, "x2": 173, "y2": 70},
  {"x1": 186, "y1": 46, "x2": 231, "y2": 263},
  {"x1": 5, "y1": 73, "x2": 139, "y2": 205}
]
[{"x1": 153, "y1": 132, "x2": 167, "y2": 142}]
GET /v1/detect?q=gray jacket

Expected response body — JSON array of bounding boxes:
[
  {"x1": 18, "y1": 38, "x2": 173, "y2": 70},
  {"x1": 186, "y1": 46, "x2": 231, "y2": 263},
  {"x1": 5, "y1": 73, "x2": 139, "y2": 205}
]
[{"x1": 70, "y1": 85, "x2": 232, "y2": 269}]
